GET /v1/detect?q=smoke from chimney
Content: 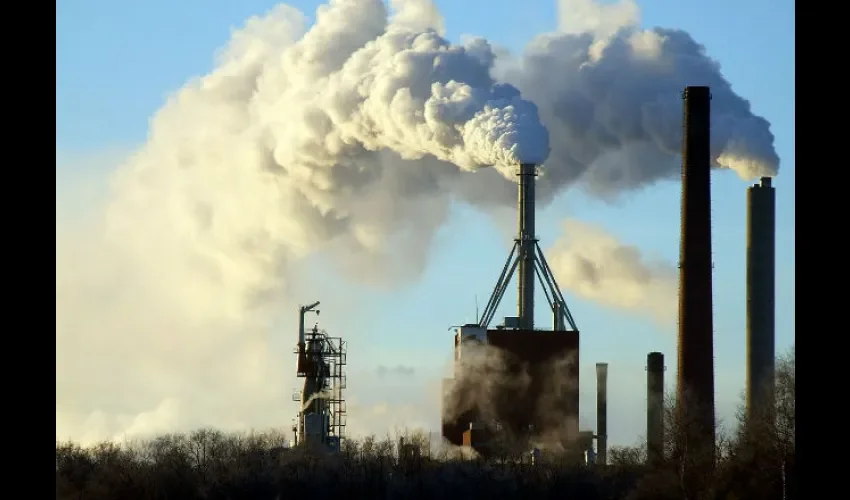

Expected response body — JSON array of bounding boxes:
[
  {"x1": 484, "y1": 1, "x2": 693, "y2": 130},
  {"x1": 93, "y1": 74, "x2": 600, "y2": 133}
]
[
  {"x1": 56, "y1": 0, "x2": 779, "y2": 443},
  {"x1": 548, "y1": 219, "x2": 678, "y2": 324}
]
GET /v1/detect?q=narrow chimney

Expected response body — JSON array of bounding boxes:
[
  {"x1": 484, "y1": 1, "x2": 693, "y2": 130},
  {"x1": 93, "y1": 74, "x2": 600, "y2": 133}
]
[
  {"x1": 746, "y1": 176, "x2": 776, "y2": 422},
  {"x1": 517, "y1": 163, "x2": 537, "y2": 330},
  {"x1": 647, "y1": 352, "x2": 665, "y2": 466},
  {"x1": 677, "y1": 85, "x2": 716, "y2": 464},
  {"x1": 596, "y1": 363, "x2": 608, "y2": 465}
]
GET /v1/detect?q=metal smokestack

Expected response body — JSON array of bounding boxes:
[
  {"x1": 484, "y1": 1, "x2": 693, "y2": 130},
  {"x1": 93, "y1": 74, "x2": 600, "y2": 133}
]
[
  {"x1": 677, "y1": 86, "x2": 716, "y2": 462},
  {"x1": 517, "y1": 163, "x2": 537, "y2": 330},
  {"x1": 746, "y1": 177, "x2": 776, "y2": 421},
  {"x1": 297, "y1": 301, "x2": 320, "y2": 374},
  {"x1": 647, "y1": 352, "x2": 665, "y2": 466},
  {"x1": 596, "y1": 363, "x2": 608, "y2": 465}
]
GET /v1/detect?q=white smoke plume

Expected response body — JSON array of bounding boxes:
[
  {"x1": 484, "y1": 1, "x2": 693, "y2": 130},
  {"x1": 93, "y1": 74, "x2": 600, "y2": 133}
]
[
  {"x1": 441, "y1": 342, "x2": 531, "y2": 425},
  {"x1": 57, "y1": 0, "x2": 778, "y2": 444},
  {"x1": 501, "y1": 0, "x2": 780, "y2": 201},
  {"x1": 443, "y1": 341, "x2": 580, "y2": 451},
  {"x1": 547, "y1": 219, "x2": 678, "y2": 324}
]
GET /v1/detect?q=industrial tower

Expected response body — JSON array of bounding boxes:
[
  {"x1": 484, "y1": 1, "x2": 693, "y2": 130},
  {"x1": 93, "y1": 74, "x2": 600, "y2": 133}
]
[
  {"x1": 746, "y1": 177, "x2": 776, "y2": 421},
  {"x1": 478, "y1": 163, "x2": 578, "y2": 332},
  {"x1": 442, "y1": 162, "x2": 582, "y2": 455},
  {"x1": 292, "y1": 301, "x2": 347, "y2": 450},
  {"x1": 677, "y1": 85, "x2": 716, "y2": 464}
]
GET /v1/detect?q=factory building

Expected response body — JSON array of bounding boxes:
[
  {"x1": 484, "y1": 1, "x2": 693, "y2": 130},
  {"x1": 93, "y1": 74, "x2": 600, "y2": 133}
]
[
  {"x1": 438, "y1": 85, "x2": 777, "y2": 466},
  {"x1": 441, "y1": 162, "x2": 584, "y2": 458},
  {"x1": 442, "y1": 326, "x2": 580, "y2": 450}
]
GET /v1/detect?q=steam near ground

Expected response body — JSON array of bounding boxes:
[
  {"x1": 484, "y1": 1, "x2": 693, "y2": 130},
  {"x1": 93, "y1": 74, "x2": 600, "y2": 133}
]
[
  {"x1": 444, "y1": 342, "x2": 580, "y2": 452},
  {"x1": 56, "y1": 0, "x2": 778, "y2": 446}
]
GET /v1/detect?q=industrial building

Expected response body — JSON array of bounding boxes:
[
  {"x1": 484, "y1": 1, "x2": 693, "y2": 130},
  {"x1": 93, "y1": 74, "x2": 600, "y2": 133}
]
[
  {"x1": 441, "y1": 162, "x2": 587, "y2": 459},
  {"x1": 437, "y1": 84, "x2": 781, "y2": 466},
  {"x1": 285, "y1": 85, "x2": 781, "y2": 467}
]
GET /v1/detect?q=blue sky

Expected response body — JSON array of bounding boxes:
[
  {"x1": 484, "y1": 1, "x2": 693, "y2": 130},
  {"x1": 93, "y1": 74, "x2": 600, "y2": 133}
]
[{"x1": 56, "y1": 0, "x2": 795, "y2": 446}]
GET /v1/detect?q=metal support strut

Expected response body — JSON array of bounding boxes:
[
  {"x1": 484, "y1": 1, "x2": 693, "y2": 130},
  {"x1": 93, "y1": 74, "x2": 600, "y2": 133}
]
[{"x1": 478, "y1": 163, "x2": 578, "y2": 332}]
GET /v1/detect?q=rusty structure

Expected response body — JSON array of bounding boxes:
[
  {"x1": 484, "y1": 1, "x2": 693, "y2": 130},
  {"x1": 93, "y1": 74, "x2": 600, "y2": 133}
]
[
  {"x1": 647, "y1": 351, "x2": 665, "y2": 466},
  {"x1": 746, "y1": 177, "x2": 776, "y2": 422},
  {"x1": 596, "y1": 363, "x2": 608, "y2": 466},
  {"x1": 677, "y1": 85, "x2": 716, "y2": 462},
  {"x1": 442, "y1": 162, "x2": 581, "y2": 457}
]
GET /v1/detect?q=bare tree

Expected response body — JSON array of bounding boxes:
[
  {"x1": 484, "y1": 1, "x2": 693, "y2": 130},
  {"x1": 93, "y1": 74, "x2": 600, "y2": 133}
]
[{"x1": 54, "y1": 346, "x2": 795, "y2": 500}]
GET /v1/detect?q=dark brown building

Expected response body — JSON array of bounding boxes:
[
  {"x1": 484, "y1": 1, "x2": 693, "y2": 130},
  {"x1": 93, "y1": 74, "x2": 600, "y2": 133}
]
[{"x1": 442, "y1": 328, "x2": 580, "y2": 452}]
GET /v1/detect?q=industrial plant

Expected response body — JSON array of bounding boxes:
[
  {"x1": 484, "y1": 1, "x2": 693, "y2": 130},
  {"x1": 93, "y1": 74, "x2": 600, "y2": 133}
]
[
  {"x1": 291, "y1": 301, "x2": 348, "y2": 451},
  {"x1": 287, "y1": 86, "x2": 780, "y2": 467},
  {"x1": 440, "y1": 160, "x2": 587, "y2": 460}
]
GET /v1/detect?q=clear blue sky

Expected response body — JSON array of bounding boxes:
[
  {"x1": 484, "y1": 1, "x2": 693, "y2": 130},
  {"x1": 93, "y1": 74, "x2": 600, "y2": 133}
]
[{"x1": 56, "y1": 0, "x2": 795, "y2": 445}]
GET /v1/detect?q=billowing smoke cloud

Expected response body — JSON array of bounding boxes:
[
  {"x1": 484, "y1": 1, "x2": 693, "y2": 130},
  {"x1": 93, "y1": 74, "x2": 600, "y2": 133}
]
[
  {"x1": 502, "y1": 0, "x2": 780, "y2": 200},
  {"x1": 57, "y1": 0, "x2": 778, "y2": 444},
  {"x1": 547, "y1": 219, "x2": 678, "y2": 323}
]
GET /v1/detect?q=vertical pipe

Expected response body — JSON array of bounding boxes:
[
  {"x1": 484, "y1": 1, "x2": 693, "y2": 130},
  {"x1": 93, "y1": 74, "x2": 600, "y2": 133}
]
[
  {"x1": 517, "y1": 163, "x2": 537, "y2": 330},
  {"x1": 746, "y1": 177, "x2": 776, "y2": 421},
  {"x1": 553, "y1": 301, "x2": 564, "y2": 331},
  {"x1": 647, "y1": 352, "x2": 665, "y2": 466},
  {"x1": 677, "y1": 86, "x2": 716, "y2": 463},
  {"x1": 297, "y1": 310, "x2": 306, "y2": 374},
  {"x1": 596, "y1": 363, "x2": 608, "y2": 465}
]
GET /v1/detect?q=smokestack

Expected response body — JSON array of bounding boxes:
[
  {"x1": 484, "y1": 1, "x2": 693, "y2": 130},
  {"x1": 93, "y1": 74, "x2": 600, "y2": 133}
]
[
  {"x1": 677, "y1": 86, "x2": 716, "y2": 462},
  {"x1": 647, "y1": 352, "x2": 665, "y2": 466},
  {"x1": 596, "y1": 362, "x2": 608, "y2": 465},
  {"x1": 746, "y1": 177, "x2": 776, "y2": 422},
  {"x1": 517, "y1": 163, "x2": 537, "y2": 330}
]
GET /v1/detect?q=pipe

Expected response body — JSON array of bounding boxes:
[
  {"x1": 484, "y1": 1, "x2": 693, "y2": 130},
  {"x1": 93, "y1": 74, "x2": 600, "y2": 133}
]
[
  {"x1": 746, "y1": 177, "x2": 776, "y2": 421},
  {"x1": 297, "y1": 301, "x2": 320, "y2": 374},
  {"x1": 677, "y1": 85, "x2": 716, "y2": 463},
  {"x1": 596, "y1": 363, "x2": 608, "y2": 465},
  {"x1": 517, "y1": 163, "x2": 537, "y2": 330},
  {"x1": 647, "y1": 352, "x2": 665, "y2": 466}
]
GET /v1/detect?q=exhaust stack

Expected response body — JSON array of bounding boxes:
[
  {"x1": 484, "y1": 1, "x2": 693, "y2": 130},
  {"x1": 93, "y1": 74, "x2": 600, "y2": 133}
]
[
  {"x1": 746, "y1": 177, "x2": 776, "y2": 421},
  {"x1": 596, "y1": 363, "x2": 608, "y2": 465},
  {"x1": 677, "y1": 85, "x2": 716, "y2": 463},
  {"x1": 517, "y1": 163, "x2": 537, "y2": 330},
  {"x1": 647, "y1": 352, "x2": 665, "y2": 466},
  {"x1": 297, "y1": 301, "x2": 320, "y2": 375}
]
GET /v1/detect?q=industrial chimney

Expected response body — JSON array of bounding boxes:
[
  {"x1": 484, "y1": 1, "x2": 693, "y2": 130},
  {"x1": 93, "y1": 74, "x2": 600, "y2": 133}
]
[
  {"x1": 677, "y1": 85, "x2": 716, "y2": 463},
  {"x1": 647, "y1": 352, "x2": 665, "y2": 466},
  {"x1": 517, "y1": 163, "x2": 537, "y2": 330},
  {"x1": 596, "y1": 363, "x2": 608, "y2": 465},
  {"x1": 746, "y1": 177, "x2": 776, "y2": 422}
]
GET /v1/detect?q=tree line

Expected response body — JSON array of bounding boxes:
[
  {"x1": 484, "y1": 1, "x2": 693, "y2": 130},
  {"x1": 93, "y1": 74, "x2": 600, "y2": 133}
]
[{"x1": 56, "y1": 346, "x2": 794, "y2": 499}]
